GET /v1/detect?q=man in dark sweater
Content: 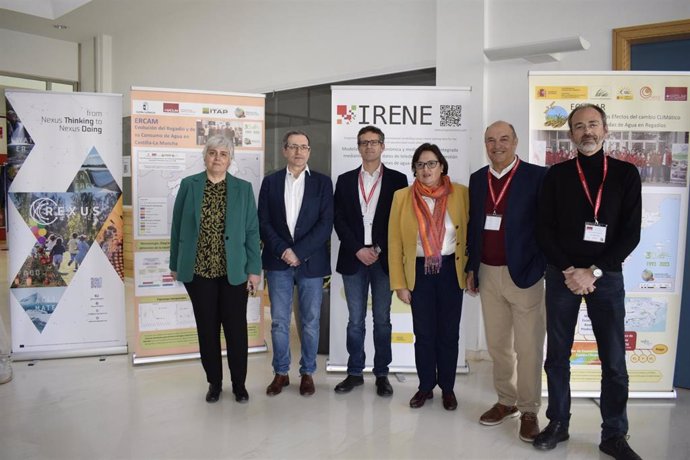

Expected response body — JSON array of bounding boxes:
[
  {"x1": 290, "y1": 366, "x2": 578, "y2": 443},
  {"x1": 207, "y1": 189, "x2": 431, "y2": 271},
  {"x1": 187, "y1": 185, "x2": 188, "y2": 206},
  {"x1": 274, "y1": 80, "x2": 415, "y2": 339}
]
[{"x1": 534, "y1": 104, "x2": 642, "y2": 460}]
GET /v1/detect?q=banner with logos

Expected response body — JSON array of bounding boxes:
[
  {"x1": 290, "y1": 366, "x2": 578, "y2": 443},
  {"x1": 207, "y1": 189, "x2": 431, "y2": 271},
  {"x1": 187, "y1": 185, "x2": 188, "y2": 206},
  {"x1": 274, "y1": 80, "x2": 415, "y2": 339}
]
[
  {"x1": 529, "y1": 71, "x2": 690, "y2": 396},
  {"x1": 130, "y1": 87, "x2": 265, "y2": 364},
  {"x1": 329, "y1": 86, "x2": 472, "y2": 373},
  {"x1": 6, "y1": 90, "x2": 126, "y2": 360}
]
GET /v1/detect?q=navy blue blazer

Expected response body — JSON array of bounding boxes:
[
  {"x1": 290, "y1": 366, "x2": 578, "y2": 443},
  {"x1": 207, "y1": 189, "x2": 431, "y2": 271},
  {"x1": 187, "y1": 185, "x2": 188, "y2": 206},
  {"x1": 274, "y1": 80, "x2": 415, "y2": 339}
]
[
  {"x1": 466, "y1": 160, "x2": 547, "y2": 289},
  {"x1": 258, "y1": 168, "x2": 334, "y2": 278},
  {"x1": 334, "y1": 165, "x2": 408, "y2": 275}
]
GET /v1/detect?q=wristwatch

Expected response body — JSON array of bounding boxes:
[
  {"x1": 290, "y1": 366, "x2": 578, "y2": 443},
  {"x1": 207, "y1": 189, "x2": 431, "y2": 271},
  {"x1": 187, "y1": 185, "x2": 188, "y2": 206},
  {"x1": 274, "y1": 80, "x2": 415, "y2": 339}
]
[{"x1": 591, "y1": 266, "x2": 603, "y2": 279}]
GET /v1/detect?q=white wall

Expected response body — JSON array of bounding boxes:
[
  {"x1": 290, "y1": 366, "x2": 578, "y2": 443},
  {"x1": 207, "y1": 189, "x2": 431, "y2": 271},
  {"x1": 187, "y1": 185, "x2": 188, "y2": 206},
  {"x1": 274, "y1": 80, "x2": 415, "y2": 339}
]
[
  {"x1": 110, "y1": 0, "x2": 436, "y2": 114},
  {"x1": 0, "y1": 28, "x2": 78, "y2": 82}
]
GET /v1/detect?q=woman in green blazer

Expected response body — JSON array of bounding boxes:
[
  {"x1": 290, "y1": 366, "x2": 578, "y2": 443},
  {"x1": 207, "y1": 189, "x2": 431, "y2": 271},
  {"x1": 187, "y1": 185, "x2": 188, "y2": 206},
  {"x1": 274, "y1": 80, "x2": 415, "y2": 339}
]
[{"x1": 170, "y1": 135, "x2": 261, "y2": 404}]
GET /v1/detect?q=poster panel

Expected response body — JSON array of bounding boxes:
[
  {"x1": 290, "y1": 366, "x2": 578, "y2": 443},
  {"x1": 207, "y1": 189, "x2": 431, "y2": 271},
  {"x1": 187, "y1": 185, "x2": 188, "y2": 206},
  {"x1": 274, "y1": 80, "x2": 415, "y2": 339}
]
[
  {"x1": 529, "y1": 71, "x2": 690, "y2": 396},
  {"x1": 6, "y1": 90, "x2": 126, "y2": 359},
  {"x1": 130, "y1": 87, "x2": 266, "y2": 364},
  {"x1": 329, "y1": 86, "x2": 471, "y2": 373}
]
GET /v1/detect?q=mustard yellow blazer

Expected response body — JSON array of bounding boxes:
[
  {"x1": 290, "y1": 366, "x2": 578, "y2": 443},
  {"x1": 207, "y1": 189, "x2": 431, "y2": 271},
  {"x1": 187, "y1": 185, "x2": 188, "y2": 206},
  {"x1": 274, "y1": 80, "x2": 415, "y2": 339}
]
[{"x1": 388, "y1": 182, "x2": 469, "y2": 291}]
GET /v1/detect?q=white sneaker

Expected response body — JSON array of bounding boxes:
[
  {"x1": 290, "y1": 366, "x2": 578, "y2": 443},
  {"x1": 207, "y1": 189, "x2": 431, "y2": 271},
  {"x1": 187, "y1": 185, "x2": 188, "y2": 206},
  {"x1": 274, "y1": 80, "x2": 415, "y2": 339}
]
[{"x1": 0, "y1": 355, "x2": 13, "y2": 384}]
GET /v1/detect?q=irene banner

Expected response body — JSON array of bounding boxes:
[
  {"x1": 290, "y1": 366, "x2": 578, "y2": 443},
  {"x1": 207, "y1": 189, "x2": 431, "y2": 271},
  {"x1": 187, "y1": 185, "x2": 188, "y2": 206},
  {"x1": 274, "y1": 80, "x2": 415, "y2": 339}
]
[
  {"x1": 130, "y1": 87, "x2": 265, "y2": 364},
  {"x1": 329, "y1": 86, "x2": 472, "y2": 373},
  {"x1": 529, "y1": 71, "x2": 690, "y2": 397},
  {"x1": 6, "y1": 90, "x2": 126, "y2": 360}
]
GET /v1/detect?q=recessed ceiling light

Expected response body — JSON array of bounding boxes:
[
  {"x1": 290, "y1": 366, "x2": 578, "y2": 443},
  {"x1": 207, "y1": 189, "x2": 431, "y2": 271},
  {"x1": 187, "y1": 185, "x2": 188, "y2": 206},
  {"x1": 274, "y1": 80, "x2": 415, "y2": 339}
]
[{"x1": 53, "y1": 24, "x2": 69, "y2": 30}]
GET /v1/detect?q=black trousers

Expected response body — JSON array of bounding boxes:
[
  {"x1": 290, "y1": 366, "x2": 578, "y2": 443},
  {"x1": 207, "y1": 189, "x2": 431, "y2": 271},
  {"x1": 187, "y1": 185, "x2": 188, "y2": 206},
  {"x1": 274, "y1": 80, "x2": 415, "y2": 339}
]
[
  {"x1": 184, "y1": 275, "x2": 249, "y2": 389},
  {"x1": 410, "y1": 255, "x2": 463, "y2": 392}
]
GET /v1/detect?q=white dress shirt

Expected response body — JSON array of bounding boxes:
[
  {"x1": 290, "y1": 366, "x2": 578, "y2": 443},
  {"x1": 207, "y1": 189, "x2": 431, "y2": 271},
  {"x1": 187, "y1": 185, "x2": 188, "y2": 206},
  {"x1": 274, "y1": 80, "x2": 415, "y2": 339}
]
[
  {"x1": 359, "y1": 164, "x2": 383, "y2": 245},
  {"x1": 489, "y1": 155, "x2": 518, "y2": 179},
  {"x1": 285, "y1": 165, "x2": 310, "y2": 239}
]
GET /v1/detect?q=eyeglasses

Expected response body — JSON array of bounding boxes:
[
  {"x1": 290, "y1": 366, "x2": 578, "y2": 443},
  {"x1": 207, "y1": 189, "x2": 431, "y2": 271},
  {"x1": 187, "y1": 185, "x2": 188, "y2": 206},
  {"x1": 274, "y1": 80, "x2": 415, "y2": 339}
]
[
  {"x1": 414, "y1": 160, "x2": 440, "y2": 170},
  {"x1": 357, "y1": 140, "x2": 383, "y2": 147},
  {"x1": 286, "y1": 144, "x2": 311, "y2": 152}
]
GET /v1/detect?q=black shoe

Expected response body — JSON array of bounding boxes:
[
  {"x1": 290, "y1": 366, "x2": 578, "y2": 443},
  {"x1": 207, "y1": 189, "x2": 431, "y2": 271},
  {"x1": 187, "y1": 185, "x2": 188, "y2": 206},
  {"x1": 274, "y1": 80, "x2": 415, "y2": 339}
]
[
  {"x1": 533, "y1": 421, "x2": 569, "y2": 450},
  {"x1": 375, "y1": 376, "x2": 394, "y2": 397},
  {"x1": 334, "y1": 375, "x2": 364, "y2": 393},
  {"x1": 599, "y1": 436, "x2": 642, "y2": 460},
  {"x1": 205, "y1": 384, "x2": 222, "y2": 403},
  {"x1": 233, "y1": 386, "x2": 249, "y2": 403}
]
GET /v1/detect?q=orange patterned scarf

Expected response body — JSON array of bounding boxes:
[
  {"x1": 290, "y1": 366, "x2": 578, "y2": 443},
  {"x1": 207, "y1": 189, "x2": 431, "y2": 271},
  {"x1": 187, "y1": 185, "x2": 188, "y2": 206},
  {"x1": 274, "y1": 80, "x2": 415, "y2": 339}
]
[{"x1": 412, "y1": 175, "x2": 451, "y2": 274}]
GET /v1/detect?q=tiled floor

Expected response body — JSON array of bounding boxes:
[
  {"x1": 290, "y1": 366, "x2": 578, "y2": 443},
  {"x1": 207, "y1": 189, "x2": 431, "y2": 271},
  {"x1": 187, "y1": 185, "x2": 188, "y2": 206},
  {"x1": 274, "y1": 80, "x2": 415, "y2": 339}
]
[{"x1": 1, "y1": 248, "x2": 688, "y2": 459}]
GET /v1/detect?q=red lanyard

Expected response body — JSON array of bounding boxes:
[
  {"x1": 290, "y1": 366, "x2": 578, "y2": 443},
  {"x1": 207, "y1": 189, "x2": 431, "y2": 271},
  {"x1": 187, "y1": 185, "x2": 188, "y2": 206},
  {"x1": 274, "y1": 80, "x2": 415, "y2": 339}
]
[
  {"x1": 487, "y1": 157, "x2": 520, "y2": 214},
  {"x1": 576, "y1": 155, "x2": 608, "y2": 223},
  {"x1": 359, "y1": 166, "x2": 383, "y2": 209}
]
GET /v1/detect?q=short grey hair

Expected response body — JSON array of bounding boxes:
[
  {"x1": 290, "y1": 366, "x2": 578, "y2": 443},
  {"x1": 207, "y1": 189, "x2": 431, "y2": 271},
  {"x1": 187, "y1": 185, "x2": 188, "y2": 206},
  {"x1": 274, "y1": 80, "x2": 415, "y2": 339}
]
[{"x1": 202, "y1": 135, "x2": 234, "y2": 158}]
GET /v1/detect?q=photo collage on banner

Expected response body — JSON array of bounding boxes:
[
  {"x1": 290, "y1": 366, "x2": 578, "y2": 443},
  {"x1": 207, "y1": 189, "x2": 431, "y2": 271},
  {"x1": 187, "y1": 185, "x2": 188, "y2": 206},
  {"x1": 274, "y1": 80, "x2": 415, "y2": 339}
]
[
  {"x1": 529, "y1": 72, "x2": 690, "y2": 395},
  {"x1": 329, "y1": 86, "x2": 471, "y2": 372},
  {"x1": 5, "y1": 90, "x2": 126, "y2": 359},
  {"x1": 130, "y1": 88, "x2": 265, "y2": 363}
]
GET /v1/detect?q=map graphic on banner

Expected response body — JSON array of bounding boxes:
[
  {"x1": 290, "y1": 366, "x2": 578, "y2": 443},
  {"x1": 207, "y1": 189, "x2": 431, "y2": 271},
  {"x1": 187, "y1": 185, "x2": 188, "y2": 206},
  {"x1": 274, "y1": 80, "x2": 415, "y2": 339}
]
[
  {"x1": 529, "y1": 72, "x2": 690, "y2": 395},
  {"x1": 624, "y1": 193, "x2": 680, "y2": 293},
  {"x1": 5, "y1": 90, "x2": 125, "y2": 358}
]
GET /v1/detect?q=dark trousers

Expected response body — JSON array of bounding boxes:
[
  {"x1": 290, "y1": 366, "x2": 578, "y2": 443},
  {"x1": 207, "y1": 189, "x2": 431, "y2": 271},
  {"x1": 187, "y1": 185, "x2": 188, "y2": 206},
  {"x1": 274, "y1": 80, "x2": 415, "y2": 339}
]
[
  {"x1": 410, "y1": 255, "x2": 463, "y2": 392},
  {"x1": 544, "y1": 265, "x2": 629, "y2": 440},
  {"x1": 184, "y1": 275, "x2": 249, "y2": 390}
]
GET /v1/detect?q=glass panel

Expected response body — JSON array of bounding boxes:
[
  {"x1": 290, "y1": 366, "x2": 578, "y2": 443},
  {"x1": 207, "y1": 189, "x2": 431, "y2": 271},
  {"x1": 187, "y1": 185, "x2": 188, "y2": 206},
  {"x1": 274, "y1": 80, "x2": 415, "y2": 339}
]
[
  {"x1": 50, "y1": 82, "x2": 76, "y2": 92},
  {"x1": 0, "y1": 75, "x2": 46, "y2": 90}
]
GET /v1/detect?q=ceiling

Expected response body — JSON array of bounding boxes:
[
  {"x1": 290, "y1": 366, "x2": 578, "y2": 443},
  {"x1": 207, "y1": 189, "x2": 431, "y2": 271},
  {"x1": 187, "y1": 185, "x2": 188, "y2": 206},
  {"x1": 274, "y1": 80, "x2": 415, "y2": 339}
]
[{"x1": 0, "y1": 0, "x2": 177, "y2": 42}]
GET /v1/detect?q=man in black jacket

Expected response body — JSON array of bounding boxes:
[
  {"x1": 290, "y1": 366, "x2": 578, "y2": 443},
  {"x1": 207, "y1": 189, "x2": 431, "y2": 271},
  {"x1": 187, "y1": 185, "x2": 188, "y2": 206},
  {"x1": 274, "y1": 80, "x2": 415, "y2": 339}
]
[{"x1": 333, "y1": 126, "x2": 408, "y2": 396}]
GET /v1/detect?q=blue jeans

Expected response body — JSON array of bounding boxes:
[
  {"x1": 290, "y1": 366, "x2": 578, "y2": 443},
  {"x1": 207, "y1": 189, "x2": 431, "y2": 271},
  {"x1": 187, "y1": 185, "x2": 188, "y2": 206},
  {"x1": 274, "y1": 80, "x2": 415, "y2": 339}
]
[
  {"x1": 410, "y1": 255, "x2": 463, "y2": 392},
  {"x1": 266, "y1": 268, "x2": 323, "y2": 375},
  {"x1": 342, "y1": 261, "x2": 392, "y2": 377},
  {"x1": 544, "y1": 265, "x2": 629, "y2": 440}
]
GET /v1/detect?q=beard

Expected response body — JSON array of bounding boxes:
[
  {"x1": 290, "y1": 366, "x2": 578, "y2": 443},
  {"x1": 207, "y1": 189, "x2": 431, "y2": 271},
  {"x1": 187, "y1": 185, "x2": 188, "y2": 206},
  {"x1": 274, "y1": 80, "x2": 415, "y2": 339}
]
[{"x1": 576, "y1": 138, "x2": 601, "y2": 155}]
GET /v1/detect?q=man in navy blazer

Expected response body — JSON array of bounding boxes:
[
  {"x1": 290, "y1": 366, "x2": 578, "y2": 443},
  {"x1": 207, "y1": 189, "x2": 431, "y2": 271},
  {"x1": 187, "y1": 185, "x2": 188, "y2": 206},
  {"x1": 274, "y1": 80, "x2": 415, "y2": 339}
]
[
  {"x1": 466, "y1": 121, "x2": 547, "y2": 442},
  {"x1": 258, "y1": 130, "x2": 333, "y2": 397},
  {"x1": 333, "y1": 126, "x2": 408, "y2": 397}
]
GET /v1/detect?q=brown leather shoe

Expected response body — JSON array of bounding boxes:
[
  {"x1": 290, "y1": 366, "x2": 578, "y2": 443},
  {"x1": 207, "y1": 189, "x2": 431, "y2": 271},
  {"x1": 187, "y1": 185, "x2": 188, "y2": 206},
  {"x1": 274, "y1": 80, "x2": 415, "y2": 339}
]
[
  {"x1": 409, "y1": 390, "x2": 433, "y2": 408},
  {"x1": 519, "y1": 412, "x2": 540, "y2": 442},
  {"x1": 266, "y1": 374, "x2": 290, "y2": 396},
  {"x1": 479, "y1": 403, "x2": 519, "y2": 425},
  {"x1": 299, "y1": 374, "x2": 315, "y2": 396},
  {"x1": 442, "y1": 391, "x2": 458, "y2": 411}
]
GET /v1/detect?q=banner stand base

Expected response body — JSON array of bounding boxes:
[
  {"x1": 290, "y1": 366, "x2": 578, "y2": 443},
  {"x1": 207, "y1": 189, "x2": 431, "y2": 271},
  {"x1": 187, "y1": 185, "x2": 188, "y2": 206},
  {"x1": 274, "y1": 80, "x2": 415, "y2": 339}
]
[
  {"x1": 132, "y1": 342, "x2": 268, "y2": 366},
  {"x1": 326, "y1": 359, "x2": 470, "y2": 374},
  {"x1": 12, "y1": 346, "x2": 128, "y2": 362}
]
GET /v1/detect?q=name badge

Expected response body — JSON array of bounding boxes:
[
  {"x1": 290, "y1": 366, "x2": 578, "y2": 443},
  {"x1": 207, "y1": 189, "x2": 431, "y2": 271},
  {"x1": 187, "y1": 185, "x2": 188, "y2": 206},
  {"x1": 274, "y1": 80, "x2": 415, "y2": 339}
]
[
  {"x1": 583, "y1": 221, "x2": 607, "y2": 243},
  {"x1": 485, "y1": 214, "x2": 502, "y2": 231}
]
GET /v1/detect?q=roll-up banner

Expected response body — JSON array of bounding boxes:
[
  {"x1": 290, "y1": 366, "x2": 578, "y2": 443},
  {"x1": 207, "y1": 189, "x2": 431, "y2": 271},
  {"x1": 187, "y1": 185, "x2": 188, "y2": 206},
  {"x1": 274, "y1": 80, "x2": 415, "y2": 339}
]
[
  {"x1": 6, "y1": 90, "x2": 126, "y2": 360},
  {"x1": 529, "y1": 71, "x2": 690, "y2": 397},
  {"x1": 329, "y1": 86, "x2": 472, "y2": 373},
  {"x1": 130, "y1": 87, "x2": 266, "y2": 364}
]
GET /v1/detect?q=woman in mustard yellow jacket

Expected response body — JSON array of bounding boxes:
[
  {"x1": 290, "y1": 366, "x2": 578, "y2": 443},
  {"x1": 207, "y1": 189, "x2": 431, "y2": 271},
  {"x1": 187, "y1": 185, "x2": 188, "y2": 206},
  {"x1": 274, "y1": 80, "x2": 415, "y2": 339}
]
[{"x1": 388, "y1": 143, "x2": 469, "y2": 411}]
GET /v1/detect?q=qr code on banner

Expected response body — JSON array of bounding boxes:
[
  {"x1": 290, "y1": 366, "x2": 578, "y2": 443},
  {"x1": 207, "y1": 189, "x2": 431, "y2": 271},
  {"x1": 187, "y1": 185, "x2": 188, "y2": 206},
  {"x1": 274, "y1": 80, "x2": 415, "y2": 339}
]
[
  {"x1": 440, "y1": 105, "x2": 462, "y2": 127},
  {"x1": 91, "y1": 277, "x2": 102, "y2": 289}
]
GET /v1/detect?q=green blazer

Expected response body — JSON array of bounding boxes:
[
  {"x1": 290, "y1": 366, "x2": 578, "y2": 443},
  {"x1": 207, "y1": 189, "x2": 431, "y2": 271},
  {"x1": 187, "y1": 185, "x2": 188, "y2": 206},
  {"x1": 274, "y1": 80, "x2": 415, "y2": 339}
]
[{"x1": 169, "y1": 171, "x2": 261, "y2": 284}]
